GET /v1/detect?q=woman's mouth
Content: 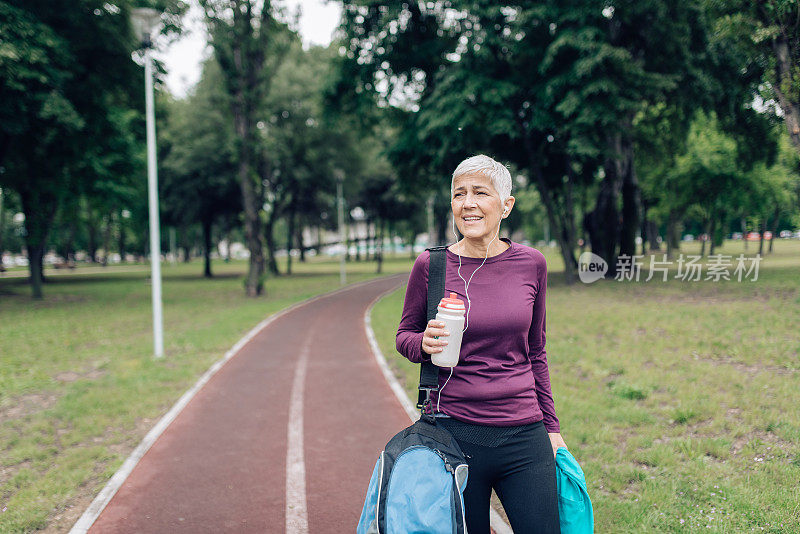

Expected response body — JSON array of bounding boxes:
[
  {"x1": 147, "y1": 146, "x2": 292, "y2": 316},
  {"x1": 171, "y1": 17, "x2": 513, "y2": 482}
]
[{"x1": 463, "y1": 216, "x2": 483, "y2": 224}]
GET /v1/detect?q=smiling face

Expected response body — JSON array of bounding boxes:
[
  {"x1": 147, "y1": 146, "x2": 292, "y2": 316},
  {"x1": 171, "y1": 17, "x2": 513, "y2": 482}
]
[{"x1": 451, "y1": 172, "x2": 514, "y2": 240}]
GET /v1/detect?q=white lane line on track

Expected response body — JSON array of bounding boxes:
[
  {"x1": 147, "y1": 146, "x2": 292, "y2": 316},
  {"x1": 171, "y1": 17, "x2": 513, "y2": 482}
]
[
  {"x1": 70, "y1": 274, "x2": 406, "y2": 534},
  {"x1": 285, "y1": 337, "x2": 312, "y2": 534},
  {"x1": 363, "y1": 284, "x2": 514, "y2": 534}
]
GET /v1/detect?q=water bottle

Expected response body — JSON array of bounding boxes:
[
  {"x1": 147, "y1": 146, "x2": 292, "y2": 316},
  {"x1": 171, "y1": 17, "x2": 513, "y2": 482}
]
[{"x1": 432, "y1": 292, "x2": 465, "y2": 367}]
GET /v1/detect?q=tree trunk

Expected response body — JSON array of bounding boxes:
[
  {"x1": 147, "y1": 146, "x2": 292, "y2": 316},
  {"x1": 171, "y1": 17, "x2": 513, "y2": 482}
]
[
  {"x1": 20, "y1": 188, "x2": 57, "y2": 299},
  {"x1": 87, "y1": 216, "x2": 98, "y2": 263},
  {"x1": 741, "y1": 217, "x2": 748, "y2": 251},
  {"x1": 28, "y1": 243, "x2": 45, "y2": 298},
  {"x1": 354, "y1": 219, "x2": 361, "y2": 261},
  {"x1": 0, "y1": 188, "x2": 6, "y2": 259},
  {"x1": 118, "y1": 211, "x2": 126, "y2": 263},
  {"x1": 183, "y1": 238, "x2": 191, "y2": 263},
  {"x1": 700, "y1": 217, "x2": 709, "y2": 257},
  {"x1": 666, "y1": 211, "x2": 681, "y2": 260},
  {"x1": 101, "y1": 213, "x2": 113, "y2": 266},
  {"x1": 297, "y1": 223, "x2": 306, "y2": 262},
  {"x1": 618, "y1": 129, "x2": 641, "y2": 260},
  {"x1": 769, "y1": 207, "x2": 779, "y2": 254},
  {"x1": 758, "y1": 219, "x2": 766, "y2": 256},
  {"x1": 708, "y1": 216, "x2": 717, "y2": 256},
  {"x1": 264, "y1": 211, "x2": 280, "y2": 275},
  {"x1": 58, "y1": 219, "x2": 77, "y2": 264},
  {"x1": 368, "y1": 220, "x2": 374, "y2": 261},
  {"x1": 562, "y1": 163, "x2": 579, "y2": 269},
  {"x1": 235, "y1": 119, "x2": 265, "y2": 294},
  {"x1": 376, "y1": 218, "x2": 383, "y2": 274},
  {"x1": 202, "y1": 217, "x2": 213, "y2": 278},
  {"x1": 388, "y1": 220, "x2": 396, "y2": 258},
  {"x1": 578, "y1": 181, "x2": 588, "y2": 254},
  {"x1": 587, "y1": 169, "x2": 621, "y2": 277},
  {"x1": 771, "y1": 37, "x2": 800, "y2": 152},
  {"x1": 521, "y1": 134, "x2": 578, "y2": 283},
  {"x1": 643, "y1": 208, "x2": 660, "y2": 253},
  {"x1": 286, "y1": 205, "x2": 296, "y2": 275},
  {"x1": 315, "y1": 225, "x2": 323, "y2": 255}
]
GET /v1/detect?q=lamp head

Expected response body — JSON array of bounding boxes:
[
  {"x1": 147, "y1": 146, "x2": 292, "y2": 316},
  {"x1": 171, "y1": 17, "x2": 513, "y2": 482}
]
[{"x1": 131, "y1": 7, "x2": 161, "y2": 48}]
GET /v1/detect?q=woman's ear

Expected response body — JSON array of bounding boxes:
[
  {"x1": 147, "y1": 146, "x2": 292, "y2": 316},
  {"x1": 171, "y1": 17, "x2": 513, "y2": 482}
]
[{"x1": 502, "y1": 197, "x2": 515, "y2": 217}]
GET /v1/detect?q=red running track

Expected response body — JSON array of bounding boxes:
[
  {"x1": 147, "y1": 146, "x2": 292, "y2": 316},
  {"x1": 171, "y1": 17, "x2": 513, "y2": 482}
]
[{"x1": 87, "y1": 274, "x2": 411, "y2": 533}]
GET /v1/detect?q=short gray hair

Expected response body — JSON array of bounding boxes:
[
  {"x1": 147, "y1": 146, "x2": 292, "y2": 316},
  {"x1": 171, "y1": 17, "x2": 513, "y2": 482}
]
[{"x1": 451, "y1": 154, "x2": 512, "y2": 203}]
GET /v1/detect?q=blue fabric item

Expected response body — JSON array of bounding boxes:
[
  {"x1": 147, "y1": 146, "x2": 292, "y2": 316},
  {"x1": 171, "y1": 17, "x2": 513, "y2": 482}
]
[
  {"x1": 356, "y1": 455, "x2": 383, "y2": 534},
  {"x1": 357, "y1": 419, "x2": 469, "y2": 534},
  {"x1": 385, "y1": 448, "x2": 454, "y2": 534},
  {"x1": 555, "y1": 447, "x2": 594, "y2": 534}
]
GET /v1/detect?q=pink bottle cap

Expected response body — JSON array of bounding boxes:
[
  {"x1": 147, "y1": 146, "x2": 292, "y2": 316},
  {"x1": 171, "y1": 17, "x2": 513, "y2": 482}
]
[{"x1": 439, "y1": 292, "x2": 465, "y2": 311}]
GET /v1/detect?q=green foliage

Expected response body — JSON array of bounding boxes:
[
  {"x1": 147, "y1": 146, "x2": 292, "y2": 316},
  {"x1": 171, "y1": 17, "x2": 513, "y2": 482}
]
[
  {"x1": 161, "y1": 59, "x2": 240, "y2": 230},
  {"x1": 0, "y1": 2, "x2": 81, "y2": 142},
  {"x1": 0, "y1": 0, "x2": 185, "y2": 296},
  {"x1": 640, "y1": 105, "x2": 800, "y2": 247},
  {"x1": 337, "y1": 1, "x2": 731, "y2": 273}
]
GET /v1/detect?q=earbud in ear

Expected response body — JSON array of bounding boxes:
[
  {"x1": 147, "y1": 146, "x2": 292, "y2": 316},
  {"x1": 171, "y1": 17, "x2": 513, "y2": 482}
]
[{"x1": 503, "y1": 206, "x2": 509, "y2": 214}]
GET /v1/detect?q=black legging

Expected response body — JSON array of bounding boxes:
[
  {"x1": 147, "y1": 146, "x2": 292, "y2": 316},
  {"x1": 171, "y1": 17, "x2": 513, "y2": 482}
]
[{"x1": 437, "y1": 418, "x2": 560, "y2": 534}]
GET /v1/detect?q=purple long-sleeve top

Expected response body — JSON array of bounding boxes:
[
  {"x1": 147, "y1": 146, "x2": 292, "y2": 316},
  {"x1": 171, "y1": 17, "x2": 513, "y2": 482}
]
[{"x1": 395, "y1": 238, "x2": 560, "y2": 432}]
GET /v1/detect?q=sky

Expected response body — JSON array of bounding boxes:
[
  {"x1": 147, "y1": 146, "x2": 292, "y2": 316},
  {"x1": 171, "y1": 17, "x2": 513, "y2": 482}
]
[{"x1": 161, "y1": 0, "x2": 342, "y2": 98}]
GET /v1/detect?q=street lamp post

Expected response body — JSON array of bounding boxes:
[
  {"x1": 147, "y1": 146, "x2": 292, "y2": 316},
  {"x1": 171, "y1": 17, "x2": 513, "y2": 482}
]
[
  {"x1": 131, "y1": 7, "x2": 164, "y2": 358},
  {"x1": 335, "y1": 170, "x2": 346, "y2": 286}
]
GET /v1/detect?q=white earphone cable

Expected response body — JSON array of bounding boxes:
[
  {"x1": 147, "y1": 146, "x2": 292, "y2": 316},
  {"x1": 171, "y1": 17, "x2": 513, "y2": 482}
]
[
  {"x1": 437, "y1": 366, "x2": 454, "y2": 413},
  {"x1": 437, "y1": 204, "x2": 505, "y2": 413},
  {"x1": 452, "y1": 208, "x2": 504, "y2": 333}
]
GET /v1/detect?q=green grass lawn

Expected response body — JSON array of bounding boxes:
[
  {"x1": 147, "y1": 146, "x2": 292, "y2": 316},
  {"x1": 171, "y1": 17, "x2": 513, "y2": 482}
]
[
  {"x1": 0, "y1": 253, "x2": 413, "y2": 533},
  {"x1": 370, "y1": 239, "x2": 800, "y2": 533}
]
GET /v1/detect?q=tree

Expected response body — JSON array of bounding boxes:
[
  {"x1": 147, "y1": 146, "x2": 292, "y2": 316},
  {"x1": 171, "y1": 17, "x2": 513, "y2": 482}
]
[
  {"x1": 161, "y1": 59, "x2": 240, "y2": 278},
  {"x1": 200, "y1": 0, "x2": 293, "y2": 296},
  {"x1": 537, "y1": 1, "x2": 720, "y2": 276},
  {"x1": 0, "y1": 1, "x2": 158, "y2": 298},
  {"x1": 260, "y1": 41, "x2": 337, "y2": 275},
  {"x1": 708, "y1": 1, "x2": 800, "y2": 153},
  {"x1": 669, "y1": 111, "x2": 743, "y2": 256},
  {"x1": 330, "y1": 2, "x2": 461, "y2": 248},
  {"x1": 335, "y1": 2, "x2": 724, "y2": 281},
  {"x1": 745, "y1": 131, "x2": 800, "y2": 254}
]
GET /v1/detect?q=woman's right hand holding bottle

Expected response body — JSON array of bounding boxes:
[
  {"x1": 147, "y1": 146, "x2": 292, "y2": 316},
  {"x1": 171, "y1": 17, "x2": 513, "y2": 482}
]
[{"x1": 422, "y1": 319, "x2": 450, "y2": 355}]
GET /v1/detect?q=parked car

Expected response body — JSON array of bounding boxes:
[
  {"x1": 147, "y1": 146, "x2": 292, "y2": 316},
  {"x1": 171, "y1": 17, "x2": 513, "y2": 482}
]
[
  {"x1": 745, "y1": 232, "x2": 761, "y2": 241},
  {"x1": 779, "y1": 230, "x2": 792, "y2": 238},
  {"x1": 731, "y1": 232, "x2": 743, "y2": 240},
  {"x1": 682, "y1": 234, "x2": 694, "y2": 241},
  {"x1": 764, "y1": 231, "x2": 773, "y2": 240}
]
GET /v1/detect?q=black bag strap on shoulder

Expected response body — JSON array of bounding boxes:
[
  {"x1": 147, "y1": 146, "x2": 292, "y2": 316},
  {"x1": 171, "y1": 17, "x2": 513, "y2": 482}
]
[{"x1": 418, "y1": 245, "x2": 448, "y2": 421}]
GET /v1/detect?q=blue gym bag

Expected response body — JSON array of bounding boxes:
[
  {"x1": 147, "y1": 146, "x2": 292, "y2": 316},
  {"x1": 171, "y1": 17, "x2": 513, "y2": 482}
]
[
  {"x1": 358, "y1": 246, "x2": 469, "y2": 534},
  {"x1": 356, "y1": 417, "x2": 469, "y2": 534}
]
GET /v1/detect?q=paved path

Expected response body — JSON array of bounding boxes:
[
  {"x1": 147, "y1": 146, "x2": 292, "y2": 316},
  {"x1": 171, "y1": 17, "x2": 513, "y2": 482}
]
[{"x1": 86, "y1": 274, "x2": 411, "y2": 533}]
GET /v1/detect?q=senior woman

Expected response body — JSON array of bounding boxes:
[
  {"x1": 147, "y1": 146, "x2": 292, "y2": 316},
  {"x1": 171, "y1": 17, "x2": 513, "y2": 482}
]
[{"x1": 396, "y1": 154, "x2": 566, "y2": 533}]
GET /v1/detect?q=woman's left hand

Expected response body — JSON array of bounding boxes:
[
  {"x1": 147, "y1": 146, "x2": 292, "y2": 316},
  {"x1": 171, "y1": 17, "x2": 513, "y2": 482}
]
[{"x1": 548, "y1": 432, "x2": 567, "y2": 457}]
